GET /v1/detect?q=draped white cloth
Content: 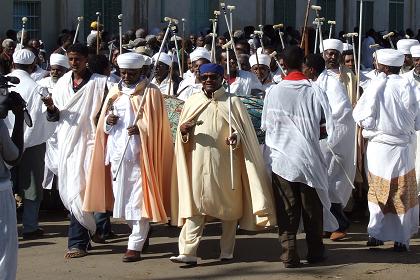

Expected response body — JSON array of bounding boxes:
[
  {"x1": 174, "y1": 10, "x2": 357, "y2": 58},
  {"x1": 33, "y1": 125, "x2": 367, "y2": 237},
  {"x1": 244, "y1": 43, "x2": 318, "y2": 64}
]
[
  {"x1": 52, "y1": 71, "x2": 107, "y2": 231},
  {"x1": 316, "y1": 70, "x2": 356, "y2": 205},
  {"x1": 151, "y1": 75, "x2": 174, "y2": 95},
  {"x1": 176, "y1": 76, "x2": 202, "y2": 101},
  {"x1": 6, "y1": 69, "x2": 56, "y2": 149},
  {"x1": 262, "y1": 78, "x2": 338, "y2": 232},
  {"x1": 353, "y1": 73, "x2": 420, "y2": 246},
  {"x1": 229, "y1": 70, "x2": 264, "y2": 96}
]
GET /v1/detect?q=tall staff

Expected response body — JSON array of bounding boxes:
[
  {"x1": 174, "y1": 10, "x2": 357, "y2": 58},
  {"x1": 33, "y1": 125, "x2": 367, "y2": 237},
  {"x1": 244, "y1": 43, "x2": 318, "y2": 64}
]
[
  {"x1": 328, "y1": 20, "x2": 336, "y2": 39},
  {"x1": 113, "y1": 17, "x2": 175, "y2": 180},
  {"x1": 96, "y1": 12, "x2": 101, "y2": 55},
  {"x1": 227, "y1": 5, "x2": 235, "y2": 31},
  {"x1": 273, "y1": 23, "x2": 285, "y2": 50},
  {"x1": 170, "y1": 24, "x2": 183, "y2": 78},
  {"x1": 220, "y1": 2, "x2": 241, "y2": 70},
  {"x1": 118, "y1": 14, "x2": 123, "y2": 54},
  {"x1": 312, "y1": 5, "x2": 324, "y2": 52},
  {"x1": 300, "y1": 0, "x2": 312, "y2": 49},
  {"x1": 354, "y1": 0, "x2": 364, "y2": 165},
  {"x1": 181, "y1": 18, "x2": 186, "y2": 75},
  {"x1": 21, "y1": 17, "x2": 28, "y2": 47},
  {"x1": 73, "y1": 16, "x2": 84, "y2": 44},
  {"x1": 344, "y1": 33, "x2": 359, "y2": 75},
  {"x1": 383, "y1": 32, "x2": 395, "y2": 49},
  {"x1": 222, "y1": 40, "x2": 235, "y2": 190}
]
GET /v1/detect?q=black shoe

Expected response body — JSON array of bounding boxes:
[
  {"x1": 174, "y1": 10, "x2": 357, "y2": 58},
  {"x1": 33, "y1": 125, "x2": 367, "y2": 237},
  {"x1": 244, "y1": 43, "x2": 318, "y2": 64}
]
[
  {"x1": 22, "y1": 228, "x2": 44, "y2": 240},
  {"x1": 393, "y1": 242, "x2": 408, "y2": 252},
  {"x1": 283, "y1": 260, "x2": 302, "y2": 268},
  {"x1": 91, "y1": 233, "x2": 106, "y2": 244},
  {"x1": 366, "y1": 236, "x2": 384, "y2": 247},
  {"x1": 122, "y1": 250, "x2": 142, "y2": 262},
  {"x1": 307, "y1": 255, "x2": 326, "y2": 264}
]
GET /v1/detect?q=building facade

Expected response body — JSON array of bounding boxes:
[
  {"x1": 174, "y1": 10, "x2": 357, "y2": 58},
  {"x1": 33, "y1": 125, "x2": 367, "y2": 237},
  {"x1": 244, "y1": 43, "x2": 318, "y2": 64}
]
[{"x1": 0, "y1": 0, "x2": 418, "y2": 52}]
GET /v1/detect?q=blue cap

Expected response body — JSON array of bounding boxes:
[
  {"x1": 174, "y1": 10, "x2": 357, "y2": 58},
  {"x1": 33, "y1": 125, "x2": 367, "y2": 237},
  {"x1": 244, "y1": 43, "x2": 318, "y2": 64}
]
[{"x1": 199, "y1": 63, "x2": 224, "y2": 76}]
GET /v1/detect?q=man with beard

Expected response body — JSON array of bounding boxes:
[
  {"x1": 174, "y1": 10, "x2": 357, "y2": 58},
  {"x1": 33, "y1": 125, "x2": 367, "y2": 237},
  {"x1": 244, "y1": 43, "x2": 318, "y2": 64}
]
[
  {"x1": 151, "y1": 52, "x2": 181, "y2": 96},
  {"x1": 249, "y1": 53, "x2": 274, "y2": 92},
  {"x1": 37, "y1": 54, "x2": 70, "y2": 93},
  {"x1": 0, "y1": 39, "x2": 16, "y2": 75}
]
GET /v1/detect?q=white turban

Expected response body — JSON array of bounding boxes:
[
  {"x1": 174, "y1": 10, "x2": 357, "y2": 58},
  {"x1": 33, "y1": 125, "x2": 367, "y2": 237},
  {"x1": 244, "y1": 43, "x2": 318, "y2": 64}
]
[
  {"x1": 396, "y1": 39, "x2": 420, "y2": 55},
  {"x1": 117, "y1": 53, "x2": 145, "y2": 69},
  {"x1": 249, "y1": 54, "x2": 271, "y2": 67},
  {"x1": 376, "y1": 49, "x2": 404, "y2": 67},
  {"x1": 323, "y1": 39, "x2": 343, "y2": 53},
  {"x1": 410, "y1": 45, "x2": 420, "y2": 58},
  {"x1": 343, "y1": 43, "x2": 353, "y2": 51},
  {"x1": 50, "y1": 53, "x2": 70, "y2": 69},
  {"x1": 13, "y1": 49, "x2": 35, "y2": 65},
  {"x1": 152, "y1": 52, "x2": 172, "y2": 66},
  {"x1": 190, "y1": 47, "x2": 211, "y2": 62}
]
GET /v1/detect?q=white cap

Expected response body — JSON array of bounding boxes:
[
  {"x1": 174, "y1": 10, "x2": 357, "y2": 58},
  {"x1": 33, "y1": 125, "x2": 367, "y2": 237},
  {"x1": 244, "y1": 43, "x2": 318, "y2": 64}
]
[
  {"x1": 49, "y1": 53, "x2": 70, "y2": 69},
  {"x1": 410, "y1": 45, "x2": 420, "y2": 58},
  {"x1": 117, "y1": 53, "x2": 145, "y2": 69},
  {"x1": 13, "y1": 49, "x2": 35, "y2": 64},
  {"x1": 143, "y1": 56, "x2": 152, "y2": 66},
  {"x1": 323, "y1": 39, "x2": 343, "y2": 53},
  {"x1": 396, "y1": 39, "x2": 419, "y2": 55},
  {"x1": 343, "y1": 43, "x2": 353, "y2": 51},
  {"x1": 376, "y1": 49, "x2": 405, "y2": 67},
  {"x1": 189, "y1": 47, "x2": 211, "y2": 62},
  {"x1": 152, "y1": 52, "x2": 172, "y2": 66},
  {"x1": 249, "y1": 54, "x2": 271, "y2": 67}
]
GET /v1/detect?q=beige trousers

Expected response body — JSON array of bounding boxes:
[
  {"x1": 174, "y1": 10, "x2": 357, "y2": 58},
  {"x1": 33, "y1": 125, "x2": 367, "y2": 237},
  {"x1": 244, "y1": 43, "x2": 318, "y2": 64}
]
[{"x1": 178, "y1": 215, "x2": 237, "y2": 256}]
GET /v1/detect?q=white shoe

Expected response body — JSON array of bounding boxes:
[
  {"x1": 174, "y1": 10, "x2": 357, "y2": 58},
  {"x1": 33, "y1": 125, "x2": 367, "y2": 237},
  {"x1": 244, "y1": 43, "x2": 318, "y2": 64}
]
[
  {"x1": 169, "y1": 254, "x2": 198, "y2": 265},
  {"x1": 219, "y1": 253, "x2": 233, "y2": 261}
]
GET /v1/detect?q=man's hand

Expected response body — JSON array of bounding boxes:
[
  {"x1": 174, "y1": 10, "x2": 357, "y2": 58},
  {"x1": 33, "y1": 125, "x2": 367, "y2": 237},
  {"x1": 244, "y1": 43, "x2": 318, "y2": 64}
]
[
  {"x1": 127, "y1": 125, "x2": 140, "y2": 136},
  {"x1": 180, "y1": 121, "x2": 197, "y2": 135},
  {"x1": 41, "y1": 95, "x2": 55, "y2": 111},
  {"x1": 106, "y1": 114, "x2": 119, "y2": 126},
  {"x1": 225, "y1": 134, "x2": 238, "y2": 146}
]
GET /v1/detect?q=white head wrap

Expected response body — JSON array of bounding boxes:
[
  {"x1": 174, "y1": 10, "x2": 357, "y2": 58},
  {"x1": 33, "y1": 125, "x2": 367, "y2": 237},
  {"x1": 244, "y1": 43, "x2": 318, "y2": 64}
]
[
  {"x1": 152, "y1": 52, "x2": 172, "y2": 66},
  {"x1": 13, "y1": 49, "x2": 35, "y2": 64},
  {"x1": 49, "y1": 53, "x2": 70, "y2": 69},
  {"x1": 410, "y1": 45, "x2": 420, "y2": 58},
  {"x1": 249, "y1": 54, "x2": 271, "y2": 67},
  {"x1": 117, "y1": 53, "x2": 145, "y2": 69},
  {"x1": 396, "y1": 39, "x2": 420, "y2": 55},
  {"x1": 323, "y1": 39, "x2": 344, "y2": 53},
  {"x1": 189, "y1": 47, "x2": 211, "y2": 62},
  {"x1": 343, "y1": 43, "x2": 353, "y2": 51},
  {"x1": 376, "y1": 49, "x2": 404, "y2": 67}
]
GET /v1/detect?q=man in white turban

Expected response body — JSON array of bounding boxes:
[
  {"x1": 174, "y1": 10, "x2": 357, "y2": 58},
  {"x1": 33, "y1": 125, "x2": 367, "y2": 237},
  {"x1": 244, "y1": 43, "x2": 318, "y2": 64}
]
[
  {"x1": 6, "y1": 49, "x2": 56, "y2": 240},
  {"x1": 176, "y1": 47, "x2": 211, "y2": 101},
  {"x1": 249, "y1": 53, "x2": 274, "y2": 92},
  {"x1": 151, "y1": 52, "x2": 181, "y2": 95},
  {"x1": 38, "y1": 53, "x2": 70, "y2": 93},
  {"x1": 353, "y1": 49, "x2": 420, "y2": 252},
  {"x1": 83, "y1": 52, "x2": 174, "y2": 262},
  {"x1": 396, "y1": 39, "x2": 420, "y2": 74}
]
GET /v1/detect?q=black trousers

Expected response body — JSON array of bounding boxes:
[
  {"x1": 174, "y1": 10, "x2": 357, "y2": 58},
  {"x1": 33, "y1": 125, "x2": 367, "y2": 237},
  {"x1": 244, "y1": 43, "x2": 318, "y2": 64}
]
[{"x1": 272, "y1": 172, "x2": 324, "y2": 263}]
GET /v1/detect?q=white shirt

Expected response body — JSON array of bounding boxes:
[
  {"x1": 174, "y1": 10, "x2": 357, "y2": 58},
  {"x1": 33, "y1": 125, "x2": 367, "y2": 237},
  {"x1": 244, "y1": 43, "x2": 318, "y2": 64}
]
[{"x1": 228, "y1": 70, "x2": 264, "y2": 96}]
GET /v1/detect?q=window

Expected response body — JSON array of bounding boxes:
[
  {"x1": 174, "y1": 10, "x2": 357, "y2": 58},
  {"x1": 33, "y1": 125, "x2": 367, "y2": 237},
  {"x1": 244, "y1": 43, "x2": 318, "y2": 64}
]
[
  {"x1": 357, "y1": 1, "x2": 374, "y2": 35},
  {"x1": 84, "y1": 0, "x2": 122, "y2": 38},
  {"x1": 389, "y1": 0, "x2": 404, "y2": 32},
  {"x1": 273, "y1": 0, "x2": 296, "y2": 28},
  {"x1": 189, "y1": 0, "x2": 218, "y2": 35},
  {"x1": 13, "y1": 0, "x2": 41, "y2": 39}
]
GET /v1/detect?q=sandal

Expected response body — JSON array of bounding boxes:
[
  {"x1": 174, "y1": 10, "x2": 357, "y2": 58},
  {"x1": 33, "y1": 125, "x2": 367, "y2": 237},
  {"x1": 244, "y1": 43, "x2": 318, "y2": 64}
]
[{"x1": 65, "y1": 247, "x2": 88, "y2": 259}]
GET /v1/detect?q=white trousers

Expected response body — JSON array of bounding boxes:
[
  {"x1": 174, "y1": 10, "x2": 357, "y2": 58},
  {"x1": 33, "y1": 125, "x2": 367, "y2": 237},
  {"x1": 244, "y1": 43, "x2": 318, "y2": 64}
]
[
  {"x1": 0, "y1": 188, "x2": 18, "y2": 280},
  {"x1": 179, "y1": 216, "x2": 237, "y2": 257},
  {"x1": 126, "y1": 219, "x2": 150, "y2": 251}
]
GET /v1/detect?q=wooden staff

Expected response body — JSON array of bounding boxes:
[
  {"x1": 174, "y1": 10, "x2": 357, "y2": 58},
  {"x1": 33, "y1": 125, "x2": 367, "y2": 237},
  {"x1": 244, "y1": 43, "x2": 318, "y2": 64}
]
[
  {"x1": 96, "y1": 12, "x2": 101, "y2": 55},
  {"x1": 273, "y1": 24, "x2": 285, "y2": 49},
  {"x1": 312, "y1": 5, "x2": 324, "y2": 52},
  {"x1": 383, "y1": 32, "x2": 395, "y2": 49},
  {"x1": 112, "y1": 18, "x2": 174, "y2": 181},
  {"x1": 220, "y1": 2, "x2": 241, "y2": 70},
  {"x1": 369, "y1": 43, "x2": 380, "y2": 69},
  {"x1": 169, "y1": 24, "x2": 183, "y2": 78},
  {"x1": 300, "y1": 0, "x2": 312, "y2": 49},
  {"x1": 227, "y1": 5, "x2": 236, "y2": 32},
  {"x1": 21, "y1": 17, "x2": 28, "y2": 47},
  {"x1": 270, "y1": 51, "x2": 286, "y2": 76},
  {"x1": 254, "y1": 30, "x2": 265, "y2": 52},
  {"x1": 118, "y1": 14, "x2": 123, "y2": 54},
  {"x1": 73, "y1": 16, "x2": 84, "y2": 44},
  {"x1": 222, "y1": 40, "x2": 235, "y2": 190},
  {"x1": 181, "y1": 18, "x2": 186, "y2": 76}
]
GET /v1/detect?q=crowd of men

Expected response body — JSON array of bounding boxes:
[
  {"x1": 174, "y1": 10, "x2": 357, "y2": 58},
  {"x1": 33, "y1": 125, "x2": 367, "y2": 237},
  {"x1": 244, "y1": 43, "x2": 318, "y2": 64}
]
[{"x1": 0, "y1": 19, "x2": 420, "y2": 279}]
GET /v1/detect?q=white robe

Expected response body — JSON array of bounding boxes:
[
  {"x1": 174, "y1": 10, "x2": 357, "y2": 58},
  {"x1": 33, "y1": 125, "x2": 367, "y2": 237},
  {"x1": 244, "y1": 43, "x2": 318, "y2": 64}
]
[
  {"x1": 30, "y1": 65, "x2": 49, "y2": 82},
  {"x1": 176, "y1": 76, "x2": 202, "y2": 101},
  {"x1": 104, "y1": 85, "x2": 143, "y2": 220},
  {"x1": 151, "y1": 75, "x2": 174, "y2": 95},
  {"x1": 262, "y1": 78, "x2": 338, "y2": 232},
  {"x1": 317, "y1": 70, "x2": 356, "y2": 206},
  {"x1": 52, "y1": 71, "x2": 107, "y2": 231},
  {"x1": 353, "y1": 73, "x2": 420, "y2": 246},
  {"x1": 229, "y1": 70, "x2": 264, "y2": 96}
]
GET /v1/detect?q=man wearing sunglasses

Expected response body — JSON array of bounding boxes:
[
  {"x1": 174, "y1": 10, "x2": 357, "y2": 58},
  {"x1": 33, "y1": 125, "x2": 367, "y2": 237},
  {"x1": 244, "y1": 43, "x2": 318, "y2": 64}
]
[{"x1": 170, "y1": 63, "x2": 276, "y2": 265}]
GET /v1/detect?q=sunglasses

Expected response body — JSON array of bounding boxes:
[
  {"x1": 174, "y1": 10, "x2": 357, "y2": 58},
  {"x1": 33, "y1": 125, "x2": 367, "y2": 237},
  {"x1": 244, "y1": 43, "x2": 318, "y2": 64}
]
[{"x1": 200, "y1": 74, "x2": 219, "y2": 81}]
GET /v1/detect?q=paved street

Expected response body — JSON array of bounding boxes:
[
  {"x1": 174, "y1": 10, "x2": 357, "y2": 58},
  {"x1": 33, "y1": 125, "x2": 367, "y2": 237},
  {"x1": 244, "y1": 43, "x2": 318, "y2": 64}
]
[{"x1": 17, "y1": 211, "x2": 420, "y2": 280}]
